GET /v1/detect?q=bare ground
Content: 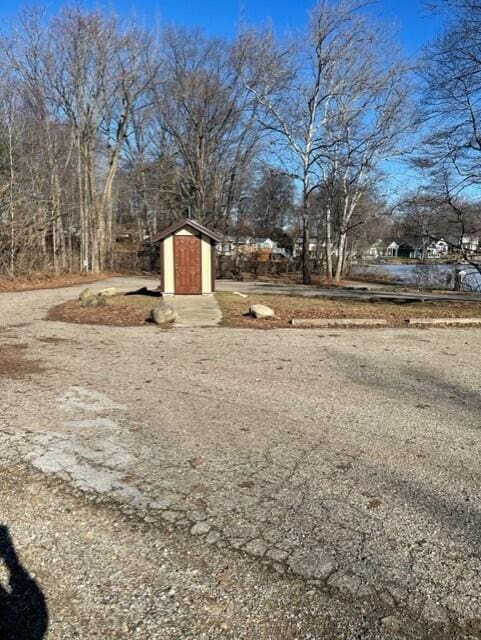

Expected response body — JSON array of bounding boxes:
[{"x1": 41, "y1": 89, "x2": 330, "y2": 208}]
[
  {"x1": 0, "y1": 272, "x2": 118, "y2": 293},
  {"x1": 47, "y1": 293, "x2": 159, "y2": 327},
  {"x1": 0, "y1": 342, "x2": 44, "y2": 378}
]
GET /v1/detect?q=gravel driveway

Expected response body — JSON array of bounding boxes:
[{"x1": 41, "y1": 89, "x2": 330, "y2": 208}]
[{"x1": 0, "y1": 276, "x2": 480, "y2": 639}]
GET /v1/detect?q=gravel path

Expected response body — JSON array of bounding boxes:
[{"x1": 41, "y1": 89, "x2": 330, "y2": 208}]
[{"x1": 0, "y1": 276, "x2": 480, "y2": 639}]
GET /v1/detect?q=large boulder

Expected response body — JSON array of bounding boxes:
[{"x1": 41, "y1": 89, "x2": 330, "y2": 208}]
[
  {"x1": 79, "y1": 288, "x2": 95, "y2": 303},
  {"x1": 98, "y1": 287, "x2": 119, "y2": 297},
  {"x1": 151, "y1": 303, "x2": 177, "y2": 325},
  {"x1": 249, "y1": 304, "x2": 275, "y2": 319}
]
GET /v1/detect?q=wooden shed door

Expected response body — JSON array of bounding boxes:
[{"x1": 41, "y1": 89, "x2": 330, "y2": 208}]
[{"x1": 174, "y1": 235, "x2": 202, "y2": 294}]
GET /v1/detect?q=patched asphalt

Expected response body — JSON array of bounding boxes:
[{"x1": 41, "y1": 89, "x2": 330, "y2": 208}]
[{"x1": 0, "y1": 276, "x2": 480, "y2": 639}]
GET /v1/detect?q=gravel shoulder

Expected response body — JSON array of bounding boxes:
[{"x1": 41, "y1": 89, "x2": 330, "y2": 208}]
[
  {"x1": 1, "y1": 277, "x2": 480, "y2": 639},
  {"x1": 0, "y1": 466, "x2": 460, "y2": 640},
  {"x1": 0, "y1": 466, "x2": 348, "y2": 639}
]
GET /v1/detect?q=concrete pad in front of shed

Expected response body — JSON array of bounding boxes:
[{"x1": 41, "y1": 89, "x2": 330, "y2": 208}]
[{"x1": 169, "y1": 294, "x2": 222, "y2": 328}]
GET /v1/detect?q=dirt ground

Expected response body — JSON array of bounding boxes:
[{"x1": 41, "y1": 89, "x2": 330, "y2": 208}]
[
  {"x1": 0, "y1": 272, "x2": 118, "y2": 293},
  {"x1": 47, "y1": 292, "x2": 160, "y2": 326},
  {"x1": 0, "y1": 342, "x2": 44, "y2": 378},
  {"x1": 216, "y1": 290, "x2": 481, "y2": 328}
]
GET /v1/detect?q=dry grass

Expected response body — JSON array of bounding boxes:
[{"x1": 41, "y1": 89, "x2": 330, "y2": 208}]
[
  {"x1": 0, "y1": 343, "x2": 44, "y2": 379},
  {"x1": 47, "y1": 292, "x2": 160, "y2": 326},
  {"x1": 216, "y1": 291, "x2": 481, "y2": 329},
  {"x1": 0, "y1": 272, "x2": 118, "y2": 293}
]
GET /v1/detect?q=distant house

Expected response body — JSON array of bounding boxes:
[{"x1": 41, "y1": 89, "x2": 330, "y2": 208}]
[
  {"x1": 218, "y1": 236, "x2": 256, "y2": 256},
  {"x1": 293, "y1": 238, "x2": 321, "y2": 258},
  {"x1": 461, "y1": 235, "x2": 479, "y2": 254},
  {"x1": 397, "y1": 243, "x2": 415, "y2": 258},
  {"x1": 218, "y1": 236, "x2": 280, "y2": 257},
  {"x1": 366, "y1": 239, "x2": 386, "y2": 258},
  {"x1": 253, "y1": 238, "x2": 277, "y2": 251},
  {"x1": 386, "y1": 240, "x2": 414, "y2": 258},
  {"x1": 386, "y1": 241, "x2": 400, "y2": 257},
  {"x1": 426, "y1": 239, "x2": 449, "y2": 258}
]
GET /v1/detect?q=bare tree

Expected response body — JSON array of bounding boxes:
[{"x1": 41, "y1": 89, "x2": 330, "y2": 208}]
[
  {"x1": 44, "y1": 9, "x2": 154, "y2": 271},
  {"x1": 239, "y1": 0, "x2": 410, "y2": 283},
  {"x1": 317, "y1": 12, "x2": 411, "y2": 280},
  {"x1": 414, "y1": 0, "x2": 481, "y2": 281},
  {"x1": 0, "y1": 1, "x2": 414, "y2": 280},
  {"x1": 150, "y1": 27, "x2": 263, "y2": 230},
  {"x1": 239, "y1": 6, "x2": 344, "y2": 284},
  {"x1": 244, "y1": 166, "x2": 295, "y2": 236},
  {"x1": 420, "y1": 0, "x2": 481, "y2": 191}
]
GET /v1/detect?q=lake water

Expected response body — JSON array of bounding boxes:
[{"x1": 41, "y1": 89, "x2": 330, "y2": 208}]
[{"x1": 353, "y1": 263, "x2": 481, "y2": 292}]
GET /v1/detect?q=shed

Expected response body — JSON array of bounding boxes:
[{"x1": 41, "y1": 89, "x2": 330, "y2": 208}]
[{"x1": 153, "y1": 219, "x2": 221, "y2": 295}]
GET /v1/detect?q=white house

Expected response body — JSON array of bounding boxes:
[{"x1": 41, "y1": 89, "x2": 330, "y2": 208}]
[
  {"x1": 427, "y1": 239, "x2": 449, "y2": 258},
  {"x1": 461, "y1": 235, "x2": 480, "y2": 254},
  {"x1": 252, "y1": 238, "x2": 277, "y2": 251},
  {"x1": 293, "y1": 238, "x2": 321, "y2": 258},
  {"x1": 365, "y1": 239, "x2": 386, "y2": 258},
  {"x1": 386, "y1": 241, "x2": 400, "y2": 257},
  {"x1": 218, "y1": 236, "x2": 280, "y2": 256}
]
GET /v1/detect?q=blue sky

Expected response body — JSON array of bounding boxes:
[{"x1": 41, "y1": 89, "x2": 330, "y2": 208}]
[
  {"x1": 1, "y1": 0, "x2": 444, "y2": 197},
  {"x1": 1, "y1": 0, "x2": 443, "y2": 56}
]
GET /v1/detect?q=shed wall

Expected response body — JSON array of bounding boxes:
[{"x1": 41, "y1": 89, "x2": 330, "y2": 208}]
[
  {"x1": 163, "y1": 236, "x2": 174, "y2": 294},
  {"x1": 201, "y1": 235, "x2": 212, "y2": 293},
  {"x1": 160, "y1": 226, "x2": 215, "y2": 294}
]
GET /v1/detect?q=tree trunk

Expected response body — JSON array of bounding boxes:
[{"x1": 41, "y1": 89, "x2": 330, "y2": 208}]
[
  {"x1": 302, "y1": 215, "x2": 311, "y2": 285},
  {"x1": 325, "y1": 204, "x2": 333, "y2": 280},
  {"x1": 335, "y1": 231, "x2": 347, "y2": 282},
  {"x1": 301, "y1": 187, "x2": 311, "y2": 284}
]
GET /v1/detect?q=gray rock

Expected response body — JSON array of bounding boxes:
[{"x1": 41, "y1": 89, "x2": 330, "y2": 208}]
[
  {"x1": 151, "y1": 303, "x2": 177, "y2": 325},
  {"x1": 380, "y1": 615, "x2": 402, "y2": 631},
  {"x1": 243, "y1": 539, "x2": 267, "y2": 556},
  {"x1": 288, "y1": 549, "x2": 336, "y2": 580},
  {"x1": 205, "y1": 530, "x2": 221, "y2": 545},
  {"x1": 81, "y1": 295, "x2": 106, "y2": 308},
  {"x1": 249, "y1": 304, "x2": 275, "y2": 319},
  {"x1": 98, "y1": 287, "x2": 119, "y2": 297},
  {"x1": 191, "y1": 521, "x2": 210, "y2": 536},
  {"x1": 79, "y1": 288, "x2": 95, "y2": 303}
]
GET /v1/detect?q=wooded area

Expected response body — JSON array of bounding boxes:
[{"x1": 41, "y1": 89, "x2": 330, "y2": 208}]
[{"x1": 0, "y1": 0, "x2": 480, "y2": 282}]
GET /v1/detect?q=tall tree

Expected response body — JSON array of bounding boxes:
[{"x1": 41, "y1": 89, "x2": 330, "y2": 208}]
[
  {"x1": 240, "y1": 0, "x2": 410, "y2": 283},
  {"x1": 245, "y1": 167, "x2": 295, "y2": 236},
  {"x1": 416, "y1": 0, "x2": 481, "y2": 275},
  {"x1": 320, "y1": 22, "x2": 410, "y2": 280},
  {"x1": 151, "y1": 27, "x2": 263, "y2": 230}
]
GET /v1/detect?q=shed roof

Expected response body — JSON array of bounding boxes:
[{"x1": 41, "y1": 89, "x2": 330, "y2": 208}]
[{"x1": 153, "y1": 218, "x2": 221, "y2": 243}]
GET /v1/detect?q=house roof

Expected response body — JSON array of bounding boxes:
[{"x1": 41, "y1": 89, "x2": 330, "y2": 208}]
[
  {"x1": 153, "y1": 218, "x2": 222, "y2": 243},
  {"x1": 225, "y1": 236, "x2": 251, "y2": 243}
]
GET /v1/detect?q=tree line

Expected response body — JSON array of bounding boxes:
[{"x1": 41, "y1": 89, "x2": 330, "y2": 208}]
[{"x1": 0, "y1": 0, "x2": 480, "y2": 281}]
